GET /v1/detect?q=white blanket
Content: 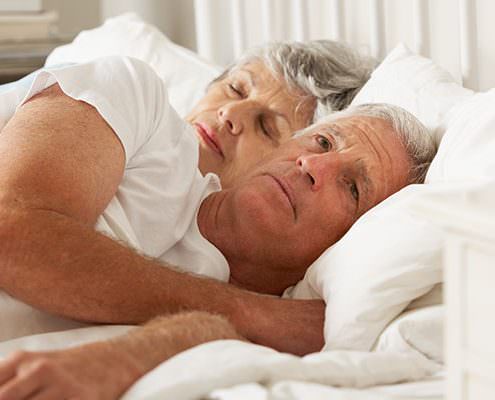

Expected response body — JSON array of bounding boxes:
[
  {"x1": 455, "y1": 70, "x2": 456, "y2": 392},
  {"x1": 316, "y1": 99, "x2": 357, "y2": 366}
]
[{"x1": 0, "y1": 305, "x2": 444, "y2": 399}]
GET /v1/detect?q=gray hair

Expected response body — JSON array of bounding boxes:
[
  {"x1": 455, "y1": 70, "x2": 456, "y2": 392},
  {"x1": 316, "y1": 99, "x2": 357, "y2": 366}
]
[
  {"x1": 307, "y1": 103, "x2": 437, "y2": 184},
  {"x1": 213, "y1": 40, "x2": 376, "y2": 121}
]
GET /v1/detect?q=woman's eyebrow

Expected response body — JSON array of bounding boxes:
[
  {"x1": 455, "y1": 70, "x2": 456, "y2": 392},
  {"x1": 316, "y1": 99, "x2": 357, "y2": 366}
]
[{"x1": 237, "y1": 69, "x2": 256, "y2": 87}]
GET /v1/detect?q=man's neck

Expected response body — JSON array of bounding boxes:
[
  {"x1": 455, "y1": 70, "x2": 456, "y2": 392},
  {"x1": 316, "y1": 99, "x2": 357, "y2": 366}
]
[{"x1": 198, "y1": 192, "x2": 301, "y2": 296}]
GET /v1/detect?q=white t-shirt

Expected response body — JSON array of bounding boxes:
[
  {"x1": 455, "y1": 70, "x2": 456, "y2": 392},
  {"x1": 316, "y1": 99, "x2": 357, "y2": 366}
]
[{"x1": 0, "y1": 56, "x2": 229, "y2": 340}]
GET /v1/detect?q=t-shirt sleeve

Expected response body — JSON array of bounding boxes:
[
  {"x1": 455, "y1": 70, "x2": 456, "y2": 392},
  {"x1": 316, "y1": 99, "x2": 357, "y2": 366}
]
[{"x1": 18, "y1": 56, "x2": 170, "y2": 161}]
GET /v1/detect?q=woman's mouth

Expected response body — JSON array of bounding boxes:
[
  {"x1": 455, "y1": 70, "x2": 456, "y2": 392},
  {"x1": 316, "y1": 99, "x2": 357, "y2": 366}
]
[{"x1": 194, "y1": 123, "x2": 224, "y2": 157}]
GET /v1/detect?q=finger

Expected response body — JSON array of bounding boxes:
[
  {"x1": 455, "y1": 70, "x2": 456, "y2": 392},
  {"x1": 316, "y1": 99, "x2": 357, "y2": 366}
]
[
  {"x1": 0, "y1": 362, "x2": 45, "y2": 400},
  {"x1": 0, "y1": 352, "x2": 28, "y2": 385},
  {"x1": 0, "y1": 358, "x2": 17, "y2": 385}
]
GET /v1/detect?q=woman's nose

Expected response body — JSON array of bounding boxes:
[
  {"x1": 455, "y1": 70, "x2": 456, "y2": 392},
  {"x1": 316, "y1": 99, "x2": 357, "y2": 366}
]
[
  {"x1": 296, "y1": 153, "x2": 341, "y2": 191},
  {"x1": 217, "y1": 103, "x2": 244, "y2": 135}
]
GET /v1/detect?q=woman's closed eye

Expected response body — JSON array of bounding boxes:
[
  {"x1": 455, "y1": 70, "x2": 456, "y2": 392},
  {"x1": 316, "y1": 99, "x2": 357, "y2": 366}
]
[{"x1": 228, "y1": 83, "x2": 244, "y2": 97}]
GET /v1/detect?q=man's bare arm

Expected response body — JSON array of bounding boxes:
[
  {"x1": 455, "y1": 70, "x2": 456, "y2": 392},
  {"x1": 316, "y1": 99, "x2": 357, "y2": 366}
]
[
  {"x1": 0, "y1": 311, "x2": 244, "y2": 400},
  {"x1": 0, "y1": 86, "x2": 324, "y2": 355}
]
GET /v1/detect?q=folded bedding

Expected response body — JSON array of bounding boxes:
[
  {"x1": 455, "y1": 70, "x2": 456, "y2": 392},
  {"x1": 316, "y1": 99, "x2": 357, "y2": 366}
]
[{"x1": 0, "y1": 303, "x2": 444, "y2": 399}]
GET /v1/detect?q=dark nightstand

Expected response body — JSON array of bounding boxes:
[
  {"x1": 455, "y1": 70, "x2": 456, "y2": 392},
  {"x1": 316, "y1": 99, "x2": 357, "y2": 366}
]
[{"x1": 0, "y1": 39, "x2": 68, "y2": 84}]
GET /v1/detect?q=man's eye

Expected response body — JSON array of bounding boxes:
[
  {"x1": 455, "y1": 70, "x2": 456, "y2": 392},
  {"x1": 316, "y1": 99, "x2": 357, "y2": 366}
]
[
  {"x1": 228, "y1": 83, "x2": 242, "y2": 97},
  {"x1": 316, "y1": 135, "x2": 332, "y2": 151},
  {"x1": 349, "y1": 182, "x2": 359, "y2": 201}
]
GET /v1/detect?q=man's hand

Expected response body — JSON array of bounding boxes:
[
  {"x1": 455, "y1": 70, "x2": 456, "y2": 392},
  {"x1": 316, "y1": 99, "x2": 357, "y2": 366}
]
[
  {"x1": 0, "y1": 345, "x2": 138, "y2": 400},
  {"x1": 0, "y1": 311, "x2": 244, "y2": 400},
  {"x1": 242, "y1": 296, "x2": 325, "y2": 355}
]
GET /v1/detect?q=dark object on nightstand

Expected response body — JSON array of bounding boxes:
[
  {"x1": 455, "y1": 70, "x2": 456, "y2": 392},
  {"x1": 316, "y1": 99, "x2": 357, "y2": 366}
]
[{"x1": 0, "y1": 39, "x2": 67, "y2": 84}]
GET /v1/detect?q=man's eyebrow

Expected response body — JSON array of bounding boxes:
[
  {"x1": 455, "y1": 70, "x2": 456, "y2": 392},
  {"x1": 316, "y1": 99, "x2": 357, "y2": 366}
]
[{"x1": 322, "y1": 125, "x2": 347, "y2": 149}]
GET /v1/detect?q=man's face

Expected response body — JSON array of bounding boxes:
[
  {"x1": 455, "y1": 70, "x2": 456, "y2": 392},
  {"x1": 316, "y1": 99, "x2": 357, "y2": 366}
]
[
  {"x1": 201, "y1": 116, "x2": 412, "y2": 293},
  {"x1": 186, "y1": 61, "x2": 315, "y2": 188}
]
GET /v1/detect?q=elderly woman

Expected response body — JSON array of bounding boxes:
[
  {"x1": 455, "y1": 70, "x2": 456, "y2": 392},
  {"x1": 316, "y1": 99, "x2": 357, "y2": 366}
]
[
  {"x1": 187, "y1": 40, "x2": 375, "y2": 186},
  {"x1": 0, "y1": 39, "x2": 374, "y2": 189}
]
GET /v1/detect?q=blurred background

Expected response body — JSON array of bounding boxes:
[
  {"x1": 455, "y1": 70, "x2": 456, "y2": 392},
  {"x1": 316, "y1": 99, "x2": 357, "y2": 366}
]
[
  {"x1": 1, "y1": 0, "x2": 494, "y2": 89},
  {"x1": 0, "y1": 0, "x2": 195, "y2": 83}
]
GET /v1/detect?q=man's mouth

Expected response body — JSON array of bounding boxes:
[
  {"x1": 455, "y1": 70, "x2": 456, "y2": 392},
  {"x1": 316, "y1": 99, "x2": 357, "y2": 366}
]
[
  {"x1": 267, "y1": 174, "x2": 297, "y2": 219},
  {"x1": 194, "y1": 123, "x2": 224, "y2": 157}
]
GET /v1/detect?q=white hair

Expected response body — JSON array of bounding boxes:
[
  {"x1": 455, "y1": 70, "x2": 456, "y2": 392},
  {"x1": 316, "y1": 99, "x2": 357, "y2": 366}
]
[
  {"x1": 304, "y1": 103, "x2": 437, "y2": 184},
  {"x1": 212, "y1": 40, "x2": 376, "y2": 121}
]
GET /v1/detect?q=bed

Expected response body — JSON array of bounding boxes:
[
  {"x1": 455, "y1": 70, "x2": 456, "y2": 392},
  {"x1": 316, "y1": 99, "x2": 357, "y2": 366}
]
[{"x1": 1, "y1": 0, "x2": 495, "y2": 398}]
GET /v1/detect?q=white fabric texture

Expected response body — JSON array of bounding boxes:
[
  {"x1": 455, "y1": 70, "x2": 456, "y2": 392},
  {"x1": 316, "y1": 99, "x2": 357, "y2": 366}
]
[
  {"x1": 45, "y1": 13, "x2": 221, "y2": 118},
  {"x1": 426, "y1": 88, "x2": 495, "y2": 182},
  {"x1": 207, "y1": 378, "x2": 443, "y2": 400},
  {"x1": 351, "y1": 43, "x2": 473, "y2": 144},
  {"x1": 374, "y1": 305, "x2": 444, "y2": 365},
  {"x1": 0, "y1": 305, "x2": 443, "y2": 399},
  {"x1": 0, "y1": 56, "x2": 228, "y2": 341}
]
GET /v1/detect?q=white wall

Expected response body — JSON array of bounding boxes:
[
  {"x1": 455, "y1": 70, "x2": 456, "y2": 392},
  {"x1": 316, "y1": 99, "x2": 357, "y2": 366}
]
[{"x1": 198, "y1": 0, "x2": 495, "y2": 90}]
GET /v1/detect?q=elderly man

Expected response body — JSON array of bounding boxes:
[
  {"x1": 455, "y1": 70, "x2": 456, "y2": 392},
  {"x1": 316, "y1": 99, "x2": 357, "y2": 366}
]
[
  {"x1": 0, "y1": 50, "x2": 431, "y2": 353},
  {"x1": 0, "y1": 41, "x2": 374, "y2": 348},
  {"x1": 0, "y1": 103, "x2": 435, "y2": 400}
]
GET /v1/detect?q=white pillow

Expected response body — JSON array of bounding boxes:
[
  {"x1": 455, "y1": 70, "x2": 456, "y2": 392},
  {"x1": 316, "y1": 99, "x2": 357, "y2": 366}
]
[
  {"x1": 45, "y1": 13, "x2": 222, "y2": 117},
  {"x1": 426, "y1": 88, "x2": 495, "y2": 182},
  {"x1": 351, "y1": 43, "x2": 473, "y2": 144},
  {"x1": 287, "y1": 44, "x2": 475, "y2": 352},
  {"x1": 374, "y1": 305, "x2": 444, "y2": 365}
]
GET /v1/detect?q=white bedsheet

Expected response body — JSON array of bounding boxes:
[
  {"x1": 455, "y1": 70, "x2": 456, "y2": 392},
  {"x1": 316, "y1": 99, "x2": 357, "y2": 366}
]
[
  {"x1": 120, "y1": 340, "x2": 441, "y2": 399},
  {"x1": 207, "y1": 376, "x2": 444, "y2": 400},
  {"x1": 0, "y1": 305, "x2": 444, "y2": 400}
]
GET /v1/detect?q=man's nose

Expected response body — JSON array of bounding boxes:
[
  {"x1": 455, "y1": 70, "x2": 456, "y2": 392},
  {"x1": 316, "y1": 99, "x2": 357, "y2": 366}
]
[{"x1": 296, "y1": 153, "x2": 341, "y2": 191}]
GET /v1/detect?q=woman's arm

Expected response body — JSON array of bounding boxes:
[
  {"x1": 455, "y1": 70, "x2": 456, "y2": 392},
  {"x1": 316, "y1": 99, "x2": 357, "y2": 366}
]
[{"x1": 0, "y1": 312, "x2": 244, "y2": 400}]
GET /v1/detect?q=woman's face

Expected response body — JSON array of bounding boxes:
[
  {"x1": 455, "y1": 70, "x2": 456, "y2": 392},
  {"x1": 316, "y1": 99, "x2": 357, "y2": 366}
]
[{"x1": 186, "y1": 61, "x2": 316, "y2": 188}]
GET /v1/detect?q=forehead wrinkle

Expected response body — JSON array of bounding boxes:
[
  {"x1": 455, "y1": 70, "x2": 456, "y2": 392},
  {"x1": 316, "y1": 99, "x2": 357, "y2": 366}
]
[
  {"x1": 354, "y1": 122, "x2": 394, "y2": 172},
  {"x1": 341, "y1": 119, "x2": 396, "y2": 205},
  {"x1": 320, "y1": 122, "x2": 375, "y2": 206}
]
